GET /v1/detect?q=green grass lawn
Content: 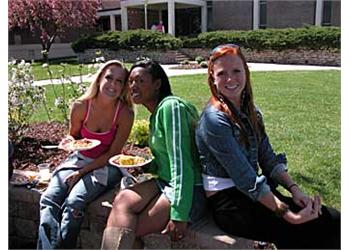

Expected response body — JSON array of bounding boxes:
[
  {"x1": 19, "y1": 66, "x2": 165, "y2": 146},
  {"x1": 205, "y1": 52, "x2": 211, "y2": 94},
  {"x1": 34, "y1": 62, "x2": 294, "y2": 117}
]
[
  {"x1": 30, "y1": 70, "x2": 340, "y2": 209},
  {"x1": 32, "y1": 61, "x2": 96, "y2": 81},
  {"x1": 32, "y1": 59, "x2": 133, "y2": 81}
]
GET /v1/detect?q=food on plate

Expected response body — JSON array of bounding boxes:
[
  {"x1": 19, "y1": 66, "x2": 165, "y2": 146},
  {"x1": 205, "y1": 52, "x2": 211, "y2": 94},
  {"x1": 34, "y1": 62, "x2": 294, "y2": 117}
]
[
  {"x1": 115, "y1": 155, "x2": 146, "y2": 166},
  {"x1": 71, "y1": 138, "x2": 93, "y2": 149},
  {"x1": 59, "y1": 138, "x2": 100, "y2": 151},
  {"x1": 10, "y1": 172, "x2": 30, "y2": 185}
]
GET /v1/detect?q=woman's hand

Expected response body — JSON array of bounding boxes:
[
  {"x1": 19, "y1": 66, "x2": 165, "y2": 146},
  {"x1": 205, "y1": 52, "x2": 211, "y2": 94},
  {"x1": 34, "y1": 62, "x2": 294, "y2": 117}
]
[
  {"x1": 58, "y1": 135, "x2": 75, "y2": 151},
  {"x1": 290, "y1": 185, "x2": 312, "y2": 208},
  {"x1": 161, "y1": 220, "x2": 187, "y2": 241},
  {"x1": 64, "y1": 170, "x2": 83, "y2": 193},
  {"x1": 283, "y1": 195, "x2": 322, "y2": 224}
]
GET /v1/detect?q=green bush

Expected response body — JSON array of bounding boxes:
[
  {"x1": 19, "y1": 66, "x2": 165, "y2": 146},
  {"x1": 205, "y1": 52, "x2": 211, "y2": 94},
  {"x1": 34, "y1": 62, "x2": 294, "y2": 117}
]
[
  {"x1": 128, "y1": 119, "x2": 149, "y2": 147},
  {"x1": 8, "y1": 60, "x2": 46, "y2": 141},
  {"x1": 183, "y1": 26, "x2": 340, "y2": 51},
  {"x1": 72, "y1": 30, "x2": 183, "y2": 52},
  {"x1": 72, "y1": 27, "x2": 339, "y2": 53},
  {"x1": 195, "y1": 56, "x2": 205, "y2": 63},
  {"x1": 180, "y1": 60, "x2": 190, "y2": 65},
  {"x1": 200, "y1": 61, "x2": 208, "y2": 68}
]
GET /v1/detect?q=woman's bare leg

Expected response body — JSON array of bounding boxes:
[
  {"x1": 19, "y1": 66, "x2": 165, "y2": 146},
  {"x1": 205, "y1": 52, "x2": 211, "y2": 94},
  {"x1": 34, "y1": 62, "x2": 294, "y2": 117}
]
[
  {"x1": 135, "y1": 194, "x2": 171, "y2": 237},
  {"x1": 106, "y1": 180, "x2": 160, "y2": 230}
]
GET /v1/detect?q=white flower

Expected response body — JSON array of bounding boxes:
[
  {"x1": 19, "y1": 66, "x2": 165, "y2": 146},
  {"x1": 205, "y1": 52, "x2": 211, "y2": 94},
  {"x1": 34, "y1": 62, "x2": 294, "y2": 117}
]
[
  {"x1": 95, "y1": 56, "x2": 105, "y2": 63},
  {"x1": 42, "y1": 63, "x2": 49, "y2": 68},
  {"x1": 54, "y1": 97, "x2": 63, "y2": 107},
  {"x1": 10, "y1": 96, "x2": 19, "y2": 106},
  {"x1": 19, "y1": 60, "x2": 25, "y2": 67}
]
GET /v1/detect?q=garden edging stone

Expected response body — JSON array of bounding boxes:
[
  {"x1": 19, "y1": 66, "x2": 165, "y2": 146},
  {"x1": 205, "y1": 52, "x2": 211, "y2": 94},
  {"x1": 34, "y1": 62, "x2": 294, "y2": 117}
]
[{"x1": 9, "y1": 178, "x2": 254, "y2": 249}]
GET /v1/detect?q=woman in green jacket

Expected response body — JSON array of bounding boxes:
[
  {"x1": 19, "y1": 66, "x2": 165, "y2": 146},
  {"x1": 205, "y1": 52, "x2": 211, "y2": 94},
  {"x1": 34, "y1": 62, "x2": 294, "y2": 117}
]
[{"x1": 101, "y1": 59, "x2": 206, "y2": 249}]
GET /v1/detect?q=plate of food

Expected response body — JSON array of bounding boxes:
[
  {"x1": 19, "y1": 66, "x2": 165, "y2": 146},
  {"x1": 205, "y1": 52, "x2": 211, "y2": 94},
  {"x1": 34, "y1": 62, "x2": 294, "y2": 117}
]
[
  {"x1": 60, "y1": 138, "x2": 101, "y2": 151},
  {"x1": 10, "y1": 172, "x2": 34, "y2": 186},
  {"x1": 109, "y1": 154, "x2": 153, "y2": 168}
]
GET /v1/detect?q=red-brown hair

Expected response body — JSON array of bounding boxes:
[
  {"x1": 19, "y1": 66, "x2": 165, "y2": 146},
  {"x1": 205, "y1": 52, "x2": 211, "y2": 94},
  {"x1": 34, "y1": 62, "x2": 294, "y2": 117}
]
[{"x1": 208, "y1": 45, "x2": 261, "y2": 141}]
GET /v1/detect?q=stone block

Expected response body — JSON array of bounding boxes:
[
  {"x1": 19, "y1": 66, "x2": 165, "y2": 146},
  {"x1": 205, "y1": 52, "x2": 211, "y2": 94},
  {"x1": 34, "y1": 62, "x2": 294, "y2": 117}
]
[
  {"x1": 143, "y1": 216, "x2": 254, "y2": 249},
  {"x1": 89, "y1": 215, "x2": 108, "y2": 233},
  {"x1": 9, "y1": 186, "x2": 35, "y2": 203},
  {"x1": 81, "y1": 213, "x2": 90, "y2": 229},
  {"x1": 9, "y1": 217, "x2": 15, "y2": 236},
  {"x1": 80, "y1": 229, "x2": 102, "y2": 249},
  {"x1": 9, "y1": 198, "x2": 18, "y2": 217},
  {"x1": 18, "y1": 201, "x2": 39, "y2": 220},
  {"x1": 9, "y1": 235, "x2": 36, "y2": 249},
  {"x1": 15, "y1": 218, "x2": 38, "y2": 239},
  {"x1": 87, "y1": 188, "x2": 117, "y2": 217}
]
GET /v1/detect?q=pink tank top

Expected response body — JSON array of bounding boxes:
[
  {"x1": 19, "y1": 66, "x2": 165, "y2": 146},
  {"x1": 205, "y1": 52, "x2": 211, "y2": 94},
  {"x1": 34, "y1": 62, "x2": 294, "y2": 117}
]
[{"x1": 80, "y1": 99, "x2": 123, "y2": 159}]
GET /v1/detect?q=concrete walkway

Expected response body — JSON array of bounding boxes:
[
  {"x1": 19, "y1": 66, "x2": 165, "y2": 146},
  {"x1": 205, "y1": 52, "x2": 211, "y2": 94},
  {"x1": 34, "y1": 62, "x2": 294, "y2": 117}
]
[{"x1": 34, "y1": 62, "x2": 340, "y2": 86}]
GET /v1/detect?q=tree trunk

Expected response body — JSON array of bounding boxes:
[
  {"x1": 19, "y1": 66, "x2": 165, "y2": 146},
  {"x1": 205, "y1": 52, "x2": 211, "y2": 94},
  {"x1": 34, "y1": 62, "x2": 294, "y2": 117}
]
[{"x1": 41, "y1": 35, "x2": 56, "y2": 62}]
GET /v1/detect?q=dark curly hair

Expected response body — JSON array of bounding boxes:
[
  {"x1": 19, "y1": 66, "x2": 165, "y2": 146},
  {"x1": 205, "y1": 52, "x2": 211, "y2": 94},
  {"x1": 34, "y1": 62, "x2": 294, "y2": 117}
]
[{"x1": 129, "y1": 59, "x2": 172, "y2": 104}]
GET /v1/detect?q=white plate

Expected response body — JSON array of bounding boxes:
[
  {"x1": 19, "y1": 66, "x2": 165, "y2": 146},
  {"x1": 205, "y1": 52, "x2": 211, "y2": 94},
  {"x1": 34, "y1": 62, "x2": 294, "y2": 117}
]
[
  {"x1": 10, "y1": 172, "x2": 32, "y2": 186},
  {"x1": 109, "y1": 154, "x2": 153, "y2": 168},
  {"x1": 64, "y1": 139, "x2": 101, "y2": 151}
]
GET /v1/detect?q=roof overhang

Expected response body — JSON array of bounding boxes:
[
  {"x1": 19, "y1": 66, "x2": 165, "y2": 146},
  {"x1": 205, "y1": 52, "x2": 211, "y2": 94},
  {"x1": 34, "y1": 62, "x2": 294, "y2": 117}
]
[{"x1": 121, "y1": 0, "x2": 206, "y2": 9}]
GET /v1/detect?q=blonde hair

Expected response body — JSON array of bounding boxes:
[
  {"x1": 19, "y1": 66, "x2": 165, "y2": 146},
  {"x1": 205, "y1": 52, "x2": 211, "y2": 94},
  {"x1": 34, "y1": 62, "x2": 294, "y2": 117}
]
[{"x1": 78, "y1": 60, "x2": 132, "y2": 108}]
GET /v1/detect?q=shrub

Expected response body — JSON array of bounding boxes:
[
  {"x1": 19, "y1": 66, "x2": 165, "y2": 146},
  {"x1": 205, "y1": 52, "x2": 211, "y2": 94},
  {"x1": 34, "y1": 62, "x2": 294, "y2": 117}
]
[
  {"x1": 8, "y1": 60, "x2": 46, "y2": 141},
  {"x1": 200, "y1": 61, "x2": 208, "y2": 68},
  {"x1": 182, "y1": 26, "x2": 340, "y2": 51},
  {"x1": 195, "y1": 56, "x2": 205, "y2": 64},
  {"x1": 180, "y1": 60, "x2": 189, "y2": 65},
  {"x1": 128, "y1": 119, "x2": 149, "y2": 147},
  {"x1": 72, "y1": 29, "x2": 183, "y2": 52}
]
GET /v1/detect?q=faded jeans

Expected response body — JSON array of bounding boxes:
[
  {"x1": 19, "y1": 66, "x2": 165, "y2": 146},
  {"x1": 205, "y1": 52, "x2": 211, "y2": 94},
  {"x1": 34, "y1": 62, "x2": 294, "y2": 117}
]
[{"x1": 37, "y1": 155, "x2": 121, "y2": 249}]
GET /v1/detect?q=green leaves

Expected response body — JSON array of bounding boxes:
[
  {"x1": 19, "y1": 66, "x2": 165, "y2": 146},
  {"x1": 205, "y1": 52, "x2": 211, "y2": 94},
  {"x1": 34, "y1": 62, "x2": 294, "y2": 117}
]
[
  {"x1": 72, "y1": 30, "x2": 183, "y2": 52},
  {"x1": 8, "y1": 60, "x2": 46, "y2": 141},
  {"x1": 182, "y1": 27, "x2": 340, "y2": 51},
  {"x1": 128, "y1": 119, "x2": 150, "y2": 147}
]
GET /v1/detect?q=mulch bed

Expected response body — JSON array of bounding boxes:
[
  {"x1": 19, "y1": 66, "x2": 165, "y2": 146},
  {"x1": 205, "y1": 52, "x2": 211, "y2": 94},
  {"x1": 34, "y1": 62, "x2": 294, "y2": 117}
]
[{"x1": 10, "y1": 122, "x2": 148, "y2": 173}]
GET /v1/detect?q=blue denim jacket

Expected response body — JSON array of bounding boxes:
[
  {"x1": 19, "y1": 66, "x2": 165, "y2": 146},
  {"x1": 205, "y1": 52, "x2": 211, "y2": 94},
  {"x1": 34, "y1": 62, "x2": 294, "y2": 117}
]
[{"x1": 195, "y1": 104, "x2": 287, "y2": 201}]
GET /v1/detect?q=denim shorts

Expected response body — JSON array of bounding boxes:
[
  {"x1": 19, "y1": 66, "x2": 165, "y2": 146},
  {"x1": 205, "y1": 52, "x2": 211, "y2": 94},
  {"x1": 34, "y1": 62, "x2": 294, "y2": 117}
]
[{"x1": 155, "y1": 179, "x2": 208, "y2": 226}]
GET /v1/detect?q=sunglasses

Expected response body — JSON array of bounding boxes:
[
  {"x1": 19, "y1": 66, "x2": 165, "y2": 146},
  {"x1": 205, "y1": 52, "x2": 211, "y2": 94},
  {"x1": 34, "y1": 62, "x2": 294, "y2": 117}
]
[{"x1": 210, "y1": 43, "x2": 240, "y2": 56}]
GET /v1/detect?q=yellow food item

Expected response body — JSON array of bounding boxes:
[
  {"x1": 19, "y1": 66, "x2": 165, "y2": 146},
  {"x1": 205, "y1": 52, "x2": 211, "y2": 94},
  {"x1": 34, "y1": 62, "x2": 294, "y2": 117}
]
[{"x1": 119, "y1": 155, "x2": 145, "y2": 165}]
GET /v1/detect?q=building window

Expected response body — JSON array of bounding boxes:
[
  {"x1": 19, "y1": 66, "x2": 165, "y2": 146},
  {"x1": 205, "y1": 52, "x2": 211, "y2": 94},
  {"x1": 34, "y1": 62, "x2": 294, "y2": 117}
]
[
  {"x1": 259, "y1": 0, "x2": 267, "y2": 29},
  {"x1": 207, "y1": 0, "x2": 213, "y2": 31},
  {"x1": 322, "y1": 0, "x2": 332, "y2": 26}
]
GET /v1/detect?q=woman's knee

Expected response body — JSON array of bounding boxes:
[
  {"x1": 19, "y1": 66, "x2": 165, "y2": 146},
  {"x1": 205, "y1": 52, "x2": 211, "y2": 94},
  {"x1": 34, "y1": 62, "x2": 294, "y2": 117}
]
[
  {"x1": 63, "y1": 196, "x2": 88, "y2": 219},
  {"x1": 112, "y1": 190, "x2": 134, "y2": 212}
]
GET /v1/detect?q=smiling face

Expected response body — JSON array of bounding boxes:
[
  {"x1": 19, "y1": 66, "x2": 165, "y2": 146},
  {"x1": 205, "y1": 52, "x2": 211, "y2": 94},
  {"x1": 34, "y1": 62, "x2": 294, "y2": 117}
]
[
  {"x1": 211, "y1": 53, "x2": 246, "y2": 107},
  {"x1": 98, "y1": 65, "x2": 127, "y2": 100},
  {"x1": 128, "y1": 67, "x2": 160, "y2": 112}
]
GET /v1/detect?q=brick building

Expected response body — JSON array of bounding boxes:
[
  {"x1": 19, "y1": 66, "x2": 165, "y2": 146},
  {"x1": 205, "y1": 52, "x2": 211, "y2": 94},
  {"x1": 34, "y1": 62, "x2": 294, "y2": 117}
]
[{"x1": 8, "y1": 0, "x2": 341, "y2": 60}]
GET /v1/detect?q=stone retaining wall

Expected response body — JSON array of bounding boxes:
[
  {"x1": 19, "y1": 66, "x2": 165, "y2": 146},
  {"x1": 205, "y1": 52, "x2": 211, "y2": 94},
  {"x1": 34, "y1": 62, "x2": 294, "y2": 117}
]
[
  {"x1": 77, "y1": 48, "x2": 340, "y2": 66},
  {"x1": 9, "y1": 181, "x2": 254, "y2": 249},
  {"x1": 77, "y1": 49, "x2": 179, "y2": 64}
]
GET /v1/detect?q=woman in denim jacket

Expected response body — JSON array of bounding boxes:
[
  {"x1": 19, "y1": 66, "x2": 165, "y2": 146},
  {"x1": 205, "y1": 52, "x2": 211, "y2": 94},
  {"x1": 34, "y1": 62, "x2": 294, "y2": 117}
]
[{"x1": 195, "y1": 44, "x2": 340, "y2": 249}]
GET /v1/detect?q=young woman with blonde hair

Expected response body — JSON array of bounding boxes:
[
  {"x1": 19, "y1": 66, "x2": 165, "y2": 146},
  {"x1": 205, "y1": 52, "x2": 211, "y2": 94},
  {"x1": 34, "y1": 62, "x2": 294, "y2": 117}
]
[{"x1": 37, "y1": 60, "x2": 134, "y2": 249}]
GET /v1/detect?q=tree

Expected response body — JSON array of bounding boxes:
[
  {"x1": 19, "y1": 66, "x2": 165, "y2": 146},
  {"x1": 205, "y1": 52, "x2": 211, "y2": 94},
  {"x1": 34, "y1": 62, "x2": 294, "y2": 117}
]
[{"x1": 8, "y1": 0, "x2": 101, "y2": 61}]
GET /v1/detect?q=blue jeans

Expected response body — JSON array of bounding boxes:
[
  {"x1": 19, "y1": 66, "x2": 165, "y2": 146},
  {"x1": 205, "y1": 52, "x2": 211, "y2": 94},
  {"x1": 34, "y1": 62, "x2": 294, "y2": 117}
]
[{"x1": 37, "y1": 156, "x2": 121, "y2": 249}]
